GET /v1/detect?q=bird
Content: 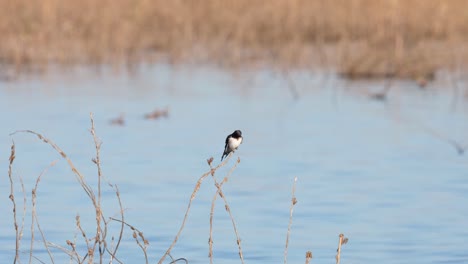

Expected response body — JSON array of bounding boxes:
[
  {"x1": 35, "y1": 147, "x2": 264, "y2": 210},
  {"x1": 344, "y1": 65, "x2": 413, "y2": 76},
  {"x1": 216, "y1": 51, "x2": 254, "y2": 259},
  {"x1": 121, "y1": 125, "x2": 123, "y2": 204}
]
[
  {"x1": 144, "y1": 107, "x2": 169, "y2": 120},
  {"x1": 109, "y1": 113, "x2": 125, "y2": 126},
  {"x1": 221, "y1": 130, "x2": 243, "y2": 161}
]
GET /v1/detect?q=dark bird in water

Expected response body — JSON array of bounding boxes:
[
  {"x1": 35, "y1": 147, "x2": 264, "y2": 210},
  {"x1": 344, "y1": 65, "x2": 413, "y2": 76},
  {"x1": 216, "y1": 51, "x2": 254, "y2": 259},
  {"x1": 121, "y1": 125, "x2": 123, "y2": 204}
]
[
  {"x1": 110, "y1": 113, "x2": 125, "y2": 126},
  {"x1": 144, "y1": 107, "x2": 169, "y2": 120},
  {"x1": 221, "y1": 130, "x2": 243, "y2": 161}
]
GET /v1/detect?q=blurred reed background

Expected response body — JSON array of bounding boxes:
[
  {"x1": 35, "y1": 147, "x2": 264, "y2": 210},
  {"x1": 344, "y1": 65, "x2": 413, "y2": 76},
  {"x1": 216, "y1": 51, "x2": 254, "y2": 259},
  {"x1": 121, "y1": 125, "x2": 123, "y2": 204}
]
[{"x1": 1, "y1": 0, "x2": 467, "y2": 79}]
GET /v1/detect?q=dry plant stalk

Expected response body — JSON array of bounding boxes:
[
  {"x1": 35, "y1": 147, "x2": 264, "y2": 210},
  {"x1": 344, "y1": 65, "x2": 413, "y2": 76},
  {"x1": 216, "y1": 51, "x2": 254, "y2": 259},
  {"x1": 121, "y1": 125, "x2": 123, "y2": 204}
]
[
  {"x1": 208, "y1": 156, "x2": 243, "y2": 264},
  {"x1": 158, "y1": 152, "x2": 237, "y2": 264},
  {"x1": 29, "y1": 160, "x2": 58, "y2": 264},
  {"x1": 109, "y1": 217, "x2": 149, "y2": 264},
  {"x1": 10, "y1": 129, "x2": 96, "y2": 202},
  {"x1": 335, "y1": 233, "x2": 348, "y2": 264},
  {"x1": 305, "y1": 251, "x2": 313, "y2": 264},
  {"x1": 66, "y1": 239, "x2": 81, "y2": 263},
  {"x1": 284, "y1": 176, "x2": 298, "y2": 264},
  {"x1": 107, "y1": 185, "x2": 125, "y2": 263},
  {"x1": 8, "y1": 142, "x2": 20, "y2": 264},
  {"x1": 75, "y1": 214, "x2": 90, "y2": 260},
  {"x1": 89, "y1": 113, "x2": 105, "y2": 264},
  {"x1": 45, "y1": 241, "x2": 80, "y2": 261},
  {"x1": 33, "y1": 198, "x2": 55, "y2": 264},
  {"x1": 11, "y1": 113, "x2": 130, "y2": 264},
  {"x1": 19, "y1": 175, "x2": 27, "y2": 256}
]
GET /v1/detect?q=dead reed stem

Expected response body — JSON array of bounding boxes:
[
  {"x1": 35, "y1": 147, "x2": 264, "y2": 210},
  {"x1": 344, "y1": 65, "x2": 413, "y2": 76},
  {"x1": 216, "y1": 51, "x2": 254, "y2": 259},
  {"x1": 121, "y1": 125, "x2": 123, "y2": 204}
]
[
  {"x1": 11, "y1": 114, "x2": 130, "y2": 263},
  {"x1": 157, "y1": 153, "x2": 234, "y2": 264},
  {"x1": 34, "y1": 205, "x2": 55, "y2": 264},
  {"x1": 108, "y1": 185, "x2": 125, "y2": 264},
  {"x1": 46, "y1": 241, "x2": 80, "y2": 261},
  {"x1": 8, "y1": 142, "x2": 20, "y2": 264},
  {"x1": 168, "y1": 258, "x2": 188, "y2": 264},
  {"x1": 19, "y1": 175, "x2": 27, "y2": 260},
  {"x1": 208, "y1": 156, "x2": 243, "y2": 264},
  {"x1": 89, "y1": 112, "x2": 105, "y2": 264},
  {"x1": 75, "y1": 214, "x2": 91, "y2": 261},
  {"x1": 109, "y1": 217, "x2": 149, "y2": 264},
  {"x1": 335, "y1": 233, "x2": 348, "y2": 264},
  {"x1": 66, "y1": 239, "x2": 82, "y2": 263},
  {"x1": 10, "y1": 130, "x2": 96, "y2": 204},
  {"x1": 305, "y1": 251, "x2": 312, "y2": 264},
  {"x1": 284, "y1": 176, "x2": 298, "y2": 264},
  {"x1": 29, "y1": 160, "x2": 58, "y2": 264}
]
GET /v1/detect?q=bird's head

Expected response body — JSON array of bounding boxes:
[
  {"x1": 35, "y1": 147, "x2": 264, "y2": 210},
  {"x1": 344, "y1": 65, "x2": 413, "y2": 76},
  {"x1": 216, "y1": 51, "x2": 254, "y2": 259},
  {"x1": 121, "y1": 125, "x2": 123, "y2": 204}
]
[{"x1": 233, "y1": 130, "x2": 242, "y2": 138}]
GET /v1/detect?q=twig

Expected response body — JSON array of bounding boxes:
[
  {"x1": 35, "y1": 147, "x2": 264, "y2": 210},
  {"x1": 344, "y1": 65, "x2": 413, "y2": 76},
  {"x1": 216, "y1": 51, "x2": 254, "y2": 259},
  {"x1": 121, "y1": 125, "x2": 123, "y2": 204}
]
[
  {"x1": 284, "y1": 176, "x2": 298, "y2": 264},
  {"x1": 90, "y1": 113, "x2": 105, "y2": 264},
  {"x1": 10, "y1": 130, "x2": 96, "y2": 204},
  {"x1": 108, "y1": 185, "x2": 125, "y2": 263},
  {"x1": 8, "y1": 141, "x2": 20, "y2": 264},
  {"x1": 19, "y1": 174, "x2": 27, "y2": 261},
  {"x1": 34, "y1": 207, "x2": 55, "y2": 263},
  {"x1": 66, "y1": 239, "x2": 82, "y2": 263},
  {"x1": 11, "y1": 115, "x2": 113, "y2": 263},
  {"x1": 168, "y1": 258, "x2": 188, "y2": 264},
  {"x1": 158, "y1": 153, "x2": 234, "y2": 264},
  {"x1": 46, "y1": 241, "x2": 81, "y2": 262},
  {"x1": 305, "y1": 251, "x2": 312, "y2": 264},
  {"x1": 29, "y1": 160, "x2": 58, "y2": 264},
  {"x1": 208, "y1": 157, "x2": 243, "y2": 264},
  {"x1": 31, "y1": 255, "x2": 46, "y2": 264},
  {"x1": 108, "y1": 218, "x2": 149, "y2": 264},
  {"x1": 75, "y1": 215, "x2": 90, "y2": 262},
  {"x1": 335, "y1": 233, "x2": 348, "y2": 264}
]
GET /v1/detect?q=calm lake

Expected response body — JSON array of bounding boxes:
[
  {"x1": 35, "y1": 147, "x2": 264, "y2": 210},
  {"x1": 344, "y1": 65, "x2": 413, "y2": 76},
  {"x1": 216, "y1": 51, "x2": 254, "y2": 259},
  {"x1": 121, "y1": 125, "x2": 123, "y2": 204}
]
[{"x1": 0, "y1": 64, "x2": 467, "y2": 263}]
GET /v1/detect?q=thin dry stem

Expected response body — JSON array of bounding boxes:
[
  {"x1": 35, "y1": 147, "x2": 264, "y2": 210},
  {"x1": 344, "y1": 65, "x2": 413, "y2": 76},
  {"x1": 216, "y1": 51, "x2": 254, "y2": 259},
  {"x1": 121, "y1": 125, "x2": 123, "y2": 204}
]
[
  {"x1": 46, "y1": 241, "x2": 81, "y2": 262},
  {"x1": 208, "y1": 156, "x2": 244, "y2": 264},
  {"x1": 109, "y1": 218, "x2": 149, "y2": 264},
  {"x1": 158, "y1": 153, "x2": 234, "y2": 264},
  {"x1": 75, "y1": 215, "x2": 91, "y2": 261},
  {"x1": 66, "y1": 239, "x2": 82, "y2": 263},
  {"x1": 8, "y1": 141, "x2": 20, "y2": 264},
  {"x1": 89, "y1": 113, "x2": 105, "y2": 264},
  {"x1": 168, "y1": 258, "x2": 188, "y2": 264},
  {"x1": 11, "y1": 115, "x2": 125, "y2": 263},
  {"x1": 34, "y1": 206, "x2": 55, "y2": 263},
  {"x1": 31, "y1": 256, "x2": 46, "y2": 264},
  {"x1": 11, "y1": 130, "x2": 96, "y2": 204},
  {"x1": 284, "y1": 176, "x2": 298, "y2": 264},
  {"x1": 305, "y1": 251, "x2": 313, "y2": 264},
  {"x1": 108, "y1": 185, "x2": 125, "y2": 264},
  {"x1": 29, "y1": 160, "x2": 58, "y2": 264},
  {"x1": 19, "y1": 174, "x2": 27, "y2": 260},
  {"x1": 335, "y1": 233, "x2": 348, "y2": 264}
]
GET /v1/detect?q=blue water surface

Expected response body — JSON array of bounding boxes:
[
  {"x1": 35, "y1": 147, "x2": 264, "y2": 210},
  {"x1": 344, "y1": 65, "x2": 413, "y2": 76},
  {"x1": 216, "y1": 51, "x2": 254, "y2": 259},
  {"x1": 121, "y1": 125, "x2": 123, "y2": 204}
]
[{"x1": 0, "y1": 65, "x2": 467, "y2": 264}]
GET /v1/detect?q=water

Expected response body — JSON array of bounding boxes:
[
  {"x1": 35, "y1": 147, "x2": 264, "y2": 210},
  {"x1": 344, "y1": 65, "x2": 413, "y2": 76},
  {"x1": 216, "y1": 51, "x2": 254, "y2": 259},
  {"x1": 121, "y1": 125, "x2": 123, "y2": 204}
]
[{"x1": 0, "y1": 64, "x2": 467, "y2": 264}]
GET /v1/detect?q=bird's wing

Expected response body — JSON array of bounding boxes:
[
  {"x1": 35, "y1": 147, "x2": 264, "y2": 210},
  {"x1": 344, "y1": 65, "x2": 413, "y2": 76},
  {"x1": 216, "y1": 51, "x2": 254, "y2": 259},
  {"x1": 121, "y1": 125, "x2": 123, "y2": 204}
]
[{"x1": 223, "y1": 138, "x2": 230, "y2": 154}]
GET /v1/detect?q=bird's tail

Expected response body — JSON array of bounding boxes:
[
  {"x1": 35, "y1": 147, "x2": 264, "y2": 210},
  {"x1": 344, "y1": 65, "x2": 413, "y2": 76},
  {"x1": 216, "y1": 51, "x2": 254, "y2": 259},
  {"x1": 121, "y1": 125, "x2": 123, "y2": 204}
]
[{"x1": 221, "y1": 152, "x2": 227, "y2": 161}]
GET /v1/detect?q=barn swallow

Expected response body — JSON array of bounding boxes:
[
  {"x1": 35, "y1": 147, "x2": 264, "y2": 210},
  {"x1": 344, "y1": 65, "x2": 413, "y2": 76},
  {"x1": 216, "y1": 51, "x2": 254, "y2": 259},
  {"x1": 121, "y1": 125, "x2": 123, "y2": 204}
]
[{"x1": 221, "y1": 130, "x2": 243, "y2": 161}]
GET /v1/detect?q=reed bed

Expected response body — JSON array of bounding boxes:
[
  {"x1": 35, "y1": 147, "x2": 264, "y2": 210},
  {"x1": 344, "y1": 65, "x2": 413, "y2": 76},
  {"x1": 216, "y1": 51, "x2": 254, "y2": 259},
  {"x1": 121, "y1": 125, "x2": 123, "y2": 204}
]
[
  {"x1": 7, "y1": 114, "x2": 343, "y2": 263},
  {"x1": 0, "y1": 0, "x2": 467, "y2": 79}
]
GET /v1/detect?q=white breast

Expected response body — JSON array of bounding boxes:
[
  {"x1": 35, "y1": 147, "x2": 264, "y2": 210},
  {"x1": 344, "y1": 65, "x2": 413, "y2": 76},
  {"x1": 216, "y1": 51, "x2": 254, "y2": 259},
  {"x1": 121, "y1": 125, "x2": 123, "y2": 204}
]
[{"x1": 228, "y1": 137, "x2": 242, "y2": 150}]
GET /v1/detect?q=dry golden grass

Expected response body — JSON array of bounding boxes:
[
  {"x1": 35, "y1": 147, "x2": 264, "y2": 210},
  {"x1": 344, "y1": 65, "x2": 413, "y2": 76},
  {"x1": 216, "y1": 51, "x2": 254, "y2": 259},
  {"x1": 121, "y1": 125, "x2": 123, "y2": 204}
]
[{"x1": 1, "y1": 0, "x2": 468, "y2": 78}]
